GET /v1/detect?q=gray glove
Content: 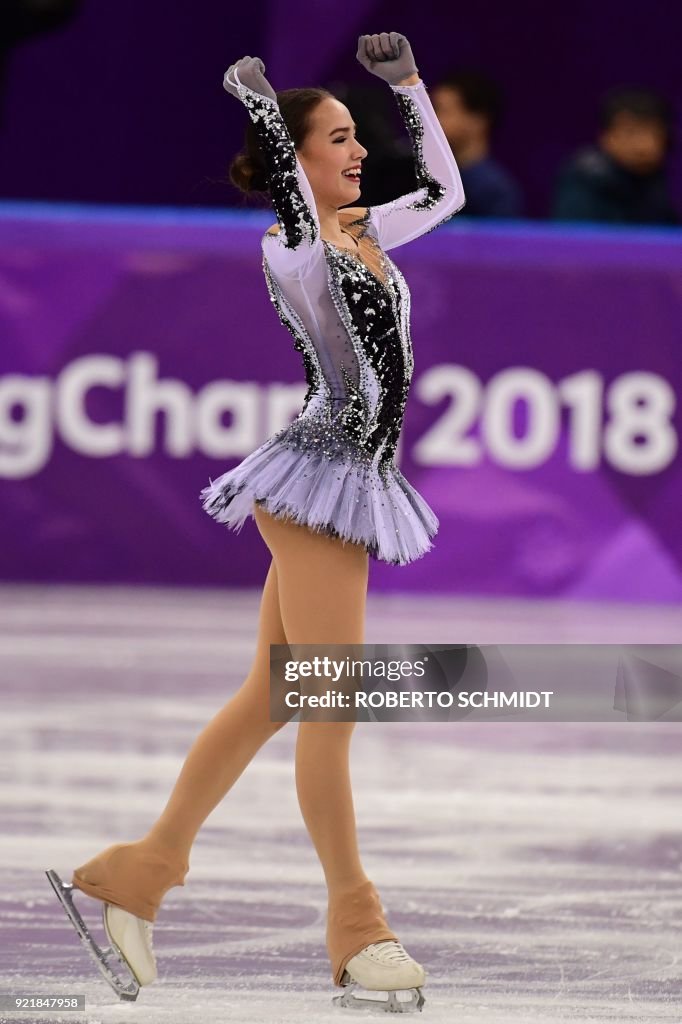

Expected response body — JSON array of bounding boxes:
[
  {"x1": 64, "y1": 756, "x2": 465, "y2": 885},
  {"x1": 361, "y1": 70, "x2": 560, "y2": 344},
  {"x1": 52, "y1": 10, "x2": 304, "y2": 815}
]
[
  {"x1": 356, "y1": 32, "x2": 418, "y2": 86},
  {"x1": 223, "y1": 56, "x2": 277, "y2": 102}
]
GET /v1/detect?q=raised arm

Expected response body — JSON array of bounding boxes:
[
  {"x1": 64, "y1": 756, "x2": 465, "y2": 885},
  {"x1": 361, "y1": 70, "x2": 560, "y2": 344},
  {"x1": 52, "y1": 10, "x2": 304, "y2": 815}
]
[
  {"x1": 223, "y1": 57, "x2": 322, "y2": 277},
  {"x1": 356, "y1": 33, "x2": 466, "y2": 251}
]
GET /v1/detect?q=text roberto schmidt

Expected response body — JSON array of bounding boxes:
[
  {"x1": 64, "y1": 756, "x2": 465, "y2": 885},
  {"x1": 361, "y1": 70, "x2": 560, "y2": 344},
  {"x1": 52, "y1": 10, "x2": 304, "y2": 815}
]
[{"x1": 284, "y1": 690, "x2": 555, "y2": 709}]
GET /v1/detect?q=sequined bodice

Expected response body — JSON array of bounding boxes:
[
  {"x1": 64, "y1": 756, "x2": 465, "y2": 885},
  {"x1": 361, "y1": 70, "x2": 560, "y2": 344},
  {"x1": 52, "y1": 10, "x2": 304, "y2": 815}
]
[
  {"x1": 229, "y1": 70, "x2": 466, "y2": 479},
  {"x1": 321, "y1": 238, "x2": 392, "y2": 292}
]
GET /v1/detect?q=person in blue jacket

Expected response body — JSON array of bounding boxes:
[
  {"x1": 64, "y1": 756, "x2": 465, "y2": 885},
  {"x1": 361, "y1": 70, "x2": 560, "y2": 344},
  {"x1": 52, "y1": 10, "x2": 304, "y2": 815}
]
[
  {"x1": 431, "y1": 69, "x2": 525, "y2": 218},
  {"x1": 552, "y1": 87, "x2": 680, "y2": 226}
]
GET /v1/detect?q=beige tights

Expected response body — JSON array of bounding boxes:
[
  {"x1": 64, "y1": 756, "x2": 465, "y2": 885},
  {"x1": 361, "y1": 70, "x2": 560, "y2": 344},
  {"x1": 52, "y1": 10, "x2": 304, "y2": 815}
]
[{"x1": 71, "y1": 504, "x2": 397, "y2": 984}]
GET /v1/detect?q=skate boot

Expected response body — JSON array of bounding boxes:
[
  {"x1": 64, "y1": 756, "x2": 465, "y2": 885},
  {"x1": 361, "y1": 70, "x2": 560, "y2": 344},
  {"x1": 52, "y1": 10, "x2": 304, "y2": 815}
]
[
  {"x1": 335, "y1": 941, "x2": 426, "y2": 1013},
  {"x1": 326, "y1": 879, "x2": 426, "y2": 1013},
  {"x1": 103, "y1": 903, "x2": 157, "y2": 986},
  {"x1": 46, "y1": 837, "x2": 189, "y2": 1001}
]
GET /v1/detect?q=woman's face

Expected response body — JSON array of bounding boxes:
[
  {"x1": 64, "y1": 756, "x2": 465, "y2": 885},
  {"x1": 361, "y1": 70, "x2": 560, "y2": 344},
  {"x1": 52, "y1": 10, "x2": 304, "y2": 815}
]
[{"x1": 297, "y1": 97, "x2": 368, "y2": 209}]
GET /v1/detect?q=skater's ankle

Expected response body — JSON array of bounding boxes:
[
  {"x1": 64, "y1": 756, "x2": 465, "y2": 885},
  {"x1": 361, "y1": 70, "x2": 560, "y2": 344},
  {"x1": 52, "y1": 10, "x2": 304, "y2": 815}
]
[
  {"x1": 140, "y1": 831, "x2": 191, "y2": 864},
  {"x1": 326, "y1": 873, "x2": 373, "y2": 899}
]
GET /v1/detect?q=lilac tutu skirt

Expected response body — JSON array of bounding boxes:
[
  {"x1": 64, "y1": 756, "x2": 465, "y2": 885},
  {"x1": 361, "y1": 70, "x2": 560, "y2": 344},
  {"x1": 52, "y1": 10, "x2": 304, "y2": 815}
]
[{"x1": 199, "y1": 431, "x2": 439, "y2": 567}]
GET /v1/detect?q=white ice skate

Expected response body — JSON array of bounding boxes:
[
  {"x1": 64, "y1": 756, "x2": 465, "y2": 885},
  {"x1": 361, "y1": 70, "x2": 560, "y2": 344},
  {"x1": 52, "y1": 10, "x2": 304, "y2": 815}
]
[
  {"x1": 102, "y1": 903, "x2": 157, "y2": 986},
  {"x1": 45, "y1": 869, "x2": 156, "y2": 1001},
  {"x1": 333, "y1": 940, "x2": 426, "y2": 1013}
]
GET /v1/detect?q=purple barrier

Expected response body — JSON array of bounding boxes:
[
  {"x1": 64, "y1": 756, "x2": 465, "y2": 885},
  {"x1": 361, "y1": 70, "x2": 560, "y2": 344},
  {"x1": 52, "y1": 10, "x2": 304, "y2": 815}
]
[{"x1": 1, "y1": 202, "x2": 681, "y2": 600}]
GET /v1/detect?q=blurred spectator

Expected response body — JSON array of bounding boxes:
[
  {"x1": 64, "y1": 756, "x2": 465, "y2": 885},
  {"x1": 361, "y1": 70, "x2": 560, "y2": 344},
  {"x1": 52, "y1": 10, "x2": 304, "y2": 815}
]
[
  {"x1": 552, "y1": 87, "x2": 680, "y2": 226},
  {"x1": 0, "y1": 0, "x2": 81, "y2": 124},
  {"x1": 430, "y1": 70, "x2": 525, "y2": 218}
]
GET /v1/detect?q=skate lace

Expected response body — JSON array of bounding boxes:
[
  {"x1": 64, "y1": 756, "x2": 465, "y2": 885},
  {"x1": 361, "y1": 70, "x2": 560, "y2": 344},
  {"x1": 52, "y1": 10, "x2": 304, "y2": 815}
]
[{"x1": 369, "y1": 941, "x2": 412, "y2": 964}]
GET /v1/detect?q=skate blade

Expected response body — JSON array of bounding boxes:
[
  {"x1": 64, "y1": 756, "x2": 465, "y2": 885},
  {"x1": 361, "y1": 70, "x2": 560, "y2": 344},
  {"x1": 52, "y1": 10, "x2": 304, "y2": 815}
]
[
  {"x1": 45, "y1": 869, "x2": 140, "y2": 1001},
  {"x1": 332, "y1": 982, "x2": 425, "y2": 1014}
]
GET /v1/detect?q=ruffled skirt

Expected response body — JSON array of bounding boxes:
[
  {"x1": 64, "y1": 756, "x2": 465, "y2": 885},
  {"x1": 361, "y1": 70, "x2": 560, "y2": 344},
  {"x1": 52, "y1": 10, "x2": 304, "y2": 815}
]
[{"x1": 199, "y1": 431, "x2": 439, "y2": 567}]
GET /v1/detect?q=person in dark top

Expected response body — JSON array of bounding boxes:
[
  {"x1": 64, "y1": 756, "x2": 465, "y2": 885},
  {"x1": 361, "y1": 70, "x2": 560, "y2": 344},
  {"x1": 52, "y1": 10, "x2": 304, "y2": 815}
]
[
  {"x1": 552, "y1": 87, "x2": 680, "y2": 226},
  {"x1": 430, "y1": 69, "x2": 524, "y2": 218}
]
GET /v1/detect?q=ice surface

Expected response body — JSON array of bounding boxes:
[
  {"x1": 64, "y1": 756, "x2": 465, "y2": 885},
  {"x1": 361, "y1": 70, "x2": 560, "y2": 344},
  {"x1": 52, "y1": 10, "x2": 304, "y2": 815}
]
[{"x1": 1, "y1": 584, "x2": 681, "y2": 1023}]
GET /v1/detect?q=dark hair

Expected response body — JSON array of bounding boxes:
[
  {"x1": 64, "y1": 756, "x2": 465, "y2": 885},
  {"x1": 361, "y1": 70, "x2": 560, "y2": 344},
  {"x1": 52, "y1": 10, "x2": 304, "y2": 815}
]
[
  {"x1": 229, "y1": 87, "x2": 334, "y2": 197},
  {"x1": 598, "y1": 87, "x2": 673, "y2": 134},
  {"x1": 435, "y1": 70, "x2": 503, "y2": 133}
]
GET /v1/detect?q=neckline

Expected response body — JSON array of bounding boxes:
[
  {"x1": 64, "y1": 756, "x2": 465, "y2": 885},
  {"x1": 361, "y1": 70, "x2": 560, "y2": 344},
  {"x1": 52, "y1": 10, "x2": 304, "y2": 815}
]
[
  {"x1": 340, "y1": 227, "x2": 360, "y2": 249},
  {"x1": 321, "y1": 228, "x2": 359, "y2": 252},
  {"x1": 322, "y1": 238, "x2": 392, "y2": 292}
]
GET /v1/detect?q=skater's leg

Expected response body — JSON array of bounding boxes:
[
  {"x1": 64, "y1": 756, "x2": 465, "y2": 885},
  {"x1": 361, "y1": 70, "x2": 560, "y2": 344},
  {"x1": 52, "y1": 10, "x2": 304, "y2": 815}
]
[
  {"x1": 253, "y1": 505, "x2": 397, "y2": 987},
  {"x1": 142, "y1": 557, "x2": 292, "y2": 858},
  {"x1": 71, "y1": 557, "x2": 292, "y2": 920},
  {"x1": 255, "y1": 509, "x2": 369, "y2": 891}
]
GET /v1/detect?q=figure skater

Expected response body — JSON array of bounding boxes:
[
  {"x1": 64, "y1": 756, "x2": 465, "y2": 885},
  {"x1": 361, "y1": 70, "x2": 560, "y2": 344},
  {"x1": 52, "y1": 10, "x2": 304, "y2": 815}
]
[{"x1": 46, "y1": 31, "x2": 465, "y2": 1014}]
